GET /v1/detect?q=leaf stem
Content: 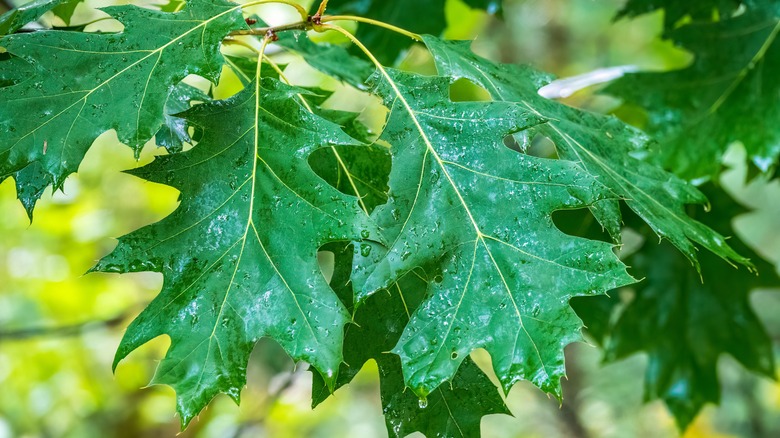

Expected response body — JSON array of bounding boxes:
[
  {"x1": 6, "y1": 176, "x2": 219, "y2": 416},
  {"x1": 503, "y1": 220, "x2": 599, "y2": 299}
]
[
  {"x1": 315, "y1": 0, "x2": 330, "y2": 17},
  {"x1": 320, "y1": 15, "x2": 421, "y2": 41},
  {"x1": 318, "y1": 24, "x2": 390, "y2": 83}
]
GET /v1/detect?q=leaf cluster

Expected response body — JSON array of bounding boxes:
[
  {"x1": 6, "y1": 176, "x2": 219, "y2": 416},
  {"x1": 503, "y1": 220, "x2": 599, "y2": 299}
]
[{"x1": 1, "y1": 0, "x2": 777, "y2": 436}]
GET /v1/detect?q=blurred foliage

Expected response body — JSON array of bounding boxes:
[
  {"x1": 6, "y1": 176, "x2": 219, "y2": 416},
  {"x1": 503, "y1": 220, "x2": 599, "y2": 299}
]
[{"x1": 0, "y1": 0, "x2": 778, "y2": 437}]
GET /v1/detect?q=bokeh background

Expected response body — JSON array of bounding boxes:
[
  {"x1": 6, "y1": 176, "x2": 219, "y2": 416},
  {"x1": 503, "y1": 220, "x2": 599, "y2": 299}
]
[{"x1": 1, "y1": 0, "x2": 779, "y2": 436}]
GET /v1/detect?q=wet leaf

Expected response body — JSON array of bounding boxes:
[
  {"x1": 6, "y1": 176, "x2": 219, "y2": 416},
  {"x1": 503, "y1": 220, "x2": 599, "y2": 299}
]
[
  {"x1": 312, "y1": 244, "x2": 508, "y2": 438},
  {"x1": 355, "y1": 67, "x2": 635, "y2": 398},
  {"x1": 422, "y1": 35, "x2": 751, "y2": 271},
  {"x1": 155, "y1": 82, "x2": 210, "y2": 154},
  {"x1": 92, "y1": 76, "x2": 378, "y2": 428},
  {"x1": 0, "y1": 0, "x2": 75, "y2": 35},
  {"x1": 0, "y1": 0, "x2": 246, "y2": 216}
]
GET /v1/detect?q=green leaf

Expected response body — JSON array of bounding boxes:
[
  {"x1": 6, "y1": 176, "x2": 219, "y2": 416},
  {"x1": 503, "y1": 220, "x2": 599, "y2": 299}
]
[
  {"x1": 422, "y1": 35, "x2": 751, "y2": 271},
  {"x1": 615, "y1": 0, "x2": 742, "y2": 29},
  {"x1": 155, "y1": 82, "x2": 210, "y2": 154},
  {"x1": 0, "y1": 0, "x2": 75, "y2": 36},
  {"x1": 92, "y1": 77, "x2": 379, "y2": 427},
  {"x1": 312, "y1": 243, "x2": 509, "y2": 438},
  {"x1": 607, "y1": 2, "x2": 780, "y2": 179},
  {"x1": 577, "y1": 188, "x2": 777, "y2": 430},
  {"x1": 0, "y1": 0, "x2": 246, "y2": 215},
  {"x1": 354, "y1": 67, "x2": 635, "y2": 399}
]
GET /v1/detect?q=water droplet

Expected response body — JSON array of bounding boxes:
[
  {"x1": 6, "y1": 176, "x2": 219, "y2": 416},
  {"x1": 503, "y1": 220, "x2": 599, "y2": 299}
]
[{"x1": 418, "y1": 397, "x2": 428, "y2": 409}]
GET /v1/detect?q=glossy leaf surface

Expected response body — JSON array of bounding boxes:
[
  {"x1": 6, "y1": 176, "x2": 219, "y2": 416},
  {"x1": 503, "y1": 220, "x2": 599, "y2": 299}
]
[
  {"x1": 422, "y1": 35, "x2": 751, "y2": 271},
  {"x1": 355, "y1": 67, "x2": 635, "y2": 399},
  {"x1": 93, "y1": 77, "x2": 377, "y2": 427},
  {"x1": 0, "y1": 0, "x2": 245, "y2": 214},
  {"x1": 313, "y1": 244, "x2": 508, "y2": 438},
  {"x1": 0, "y1": 0, "x2": 73, "y2": 35}
]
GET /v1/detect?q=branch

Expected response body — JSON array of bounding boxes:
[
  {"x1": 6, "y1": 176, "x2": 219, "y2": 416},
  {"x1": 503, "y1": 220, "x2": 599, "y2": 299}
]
[
  {"x1": 228, "y1": 20, "x2": 310, "y2": 36},
  {"x1": 0, "y1": 312, "x2": 132, "y2": 342}
]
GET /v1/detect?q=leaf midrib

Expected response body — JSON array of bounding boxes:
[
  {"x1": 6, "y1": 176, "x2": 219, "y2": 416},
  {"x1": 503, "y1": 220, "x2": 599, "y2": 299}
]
[{"x1": 375, "y1": 69, "x2": 551, "y2": 386}]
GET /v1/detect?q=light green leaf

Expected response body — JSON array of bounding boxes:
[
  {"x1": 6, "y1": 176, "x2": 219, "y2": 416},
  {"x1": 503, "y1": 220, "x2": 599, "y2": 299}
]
[
  {"x1": 356, "y1": 67, "x2": 635, "y2": 398},
  {"x1": 92, "y1": 77, "x2": 379, "y2": 427},
  {"x1": 422, "y1": 35, "x2": 751, "y2": 271},
  {"x1": 0, "y1": 0, "x2": 246, "y2": 215}
]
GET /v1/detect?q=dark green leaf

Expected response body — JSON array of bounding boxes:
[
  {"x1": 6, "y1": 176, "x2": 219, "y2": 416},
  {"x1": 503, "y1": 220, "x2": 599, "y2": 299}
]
[
  {"x1": 276, "y1": 30, "x2": 373, "y2": 89},
  {"x1": 354, "y1": 67, "x2": 635, "y2": 399},
  {"x1": 51, "y1": 0, "x2": 81, "y2": 25},
  {"x1": 155, "y1": 82, "x2": 210, "y2": 154},
  {"x1": 616, "y1": 0, "x2": 742, "y2": 29},
  {"x1": 92, "y1": 77, "x2": 379, "y2": 427},
  {"x1": 0, "y1": 0, "x2": 75, "y2": 35},
  {"x1": 316, "y1": 0, "x2": 500, "y2": 64},
  {"x1": 313, "y1": 243, "x2": 509, "y2": 438},
  {"x1": 309, "y1": 143, "x2": 390, "y2": 212},
  {"x1": 0, "y1": 0, "x2": 246, "y2": 214},
  {"x1": 607, "y1": 2, "x2": 780, "y2": 179},
  {"x1": 578, "y1": 188, "x2": 777, "y2": 430}
]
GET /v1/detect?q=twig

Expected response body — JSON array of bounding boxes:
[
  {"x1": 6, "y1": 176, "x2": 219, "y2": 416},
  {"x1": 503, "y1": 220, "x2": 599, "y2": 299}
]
[
  {"x1": 229, "y1": 20, "x2": 310, "y2": 36},
  {"x1": 0, "y1": 313, "x2": 130, "y2": 342}
]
